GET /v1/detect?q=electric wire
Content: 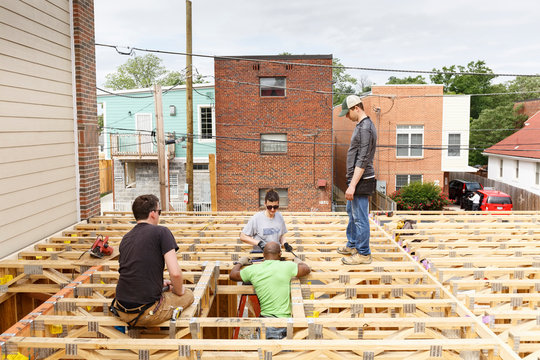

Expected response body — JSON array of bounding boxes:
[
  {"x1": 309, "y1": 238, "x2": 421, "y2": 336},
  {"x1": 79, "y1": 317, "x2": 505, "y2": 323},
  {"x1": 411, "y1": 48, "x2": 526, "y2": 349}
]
[
  {"x1": 102, "y1": 125, "x2": 540, "y2": 152},
  {"x1": 95, "y1": 43, "x2": 540, "y2": 78}
]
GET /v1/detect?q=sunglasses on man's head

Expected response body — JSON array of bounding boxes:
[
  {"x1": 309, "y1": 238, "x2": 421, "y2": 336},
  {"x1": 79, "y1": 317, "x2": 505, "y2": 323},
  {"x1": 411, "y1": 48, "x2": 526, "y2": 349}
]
[{"x1": 266, "y1": 205, "x2": 279, "y2": 210}]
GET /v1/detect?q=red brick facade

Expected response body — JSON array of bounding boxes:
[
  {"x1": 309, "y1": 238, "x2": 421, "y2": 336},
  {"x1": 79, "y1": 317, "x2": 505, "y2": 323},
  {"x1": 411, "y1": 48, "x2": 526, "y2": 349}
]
[
  {"x1": 334, "y1": 85, "x2": 445, "y2": 195},
  {"x1": 215, "y1": 55, "x2": 333, "y2": 211},
  {"x1": 515, "y1": 98, "x2": 540, "y2": 118},
  {"x1": 73, "y1": 0, "x2": 100, "y2": 218}
]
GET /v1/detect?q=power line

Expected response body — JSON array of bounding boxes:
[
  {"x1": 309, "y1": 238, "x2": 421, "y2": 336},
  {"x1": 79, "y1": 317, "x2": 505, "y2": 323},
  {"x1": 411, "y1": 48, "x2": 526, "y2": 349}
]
[
  {"x1": 103, "y1": 125, "x2": 540, "y2": 152},
  {"x1": 95, "y1": 42, "x2": 540, "y2": 78},
  {"x1": 97, "y1": 74, "x2": 540, "y2": 101}
]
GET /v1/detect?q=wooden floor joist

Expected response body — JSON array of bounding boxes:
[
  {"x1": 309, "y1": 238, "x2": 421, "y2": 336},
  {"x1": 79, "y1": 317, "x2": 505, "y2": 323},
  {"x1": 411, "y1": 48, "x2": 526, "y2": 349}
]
[{"x1": 1, "y1": 211, "x2": 539, "y2": 358}]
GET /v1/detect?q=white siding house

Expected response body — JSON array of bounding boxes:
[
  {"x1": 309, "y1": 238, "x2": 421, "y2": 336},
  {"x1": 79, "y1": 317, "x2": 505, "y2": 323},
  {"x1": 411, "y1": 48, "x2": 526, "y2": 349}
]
[
  {"x1": 484, "y1": 111, "x2": 540, "y2": 196},
  {"x1": 441, "y1": 96, "x2": 475, "y2": 172},
  {"x1": 0, "y1": 1, "x2": 98, "y2": 259}
]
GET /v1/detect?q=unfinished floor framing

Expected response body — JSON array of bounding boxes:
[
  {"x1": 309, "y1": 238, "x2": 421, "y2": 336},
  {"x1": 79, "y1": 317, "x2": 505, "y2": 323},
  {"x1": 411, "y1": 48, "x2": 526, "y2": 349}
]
[{"x1": 0, "y1": 210, "x2": 539, "y2": 359}]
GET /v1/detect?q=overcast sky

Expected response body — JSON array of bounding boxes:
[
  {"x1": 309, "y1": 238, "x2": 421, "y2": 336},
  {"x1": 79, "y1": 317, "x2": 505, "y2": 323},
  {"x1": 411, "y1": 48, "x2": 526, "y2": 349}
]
[{"x1": 94, "y1": 0, "x2": 540, "y2": 90}]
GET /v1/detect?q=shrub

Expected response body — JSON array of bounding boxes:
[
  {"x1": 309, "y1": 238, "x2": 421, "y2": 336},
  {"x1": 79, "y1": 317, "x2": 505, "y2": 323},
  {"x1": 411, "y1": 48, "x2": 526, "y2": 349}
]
[{"x1": 390, "y1": 182, "x2": 449, "y2": 211}]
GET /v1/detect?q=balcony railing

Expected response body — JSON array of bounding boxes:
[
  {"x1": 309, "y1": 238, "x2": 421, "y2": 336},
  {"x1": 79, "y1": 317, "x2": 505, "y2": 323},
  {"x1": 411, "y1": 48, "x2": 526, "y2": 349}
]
[{"x1": 110, "y1": 133, "x2": 175, "y2": 160}]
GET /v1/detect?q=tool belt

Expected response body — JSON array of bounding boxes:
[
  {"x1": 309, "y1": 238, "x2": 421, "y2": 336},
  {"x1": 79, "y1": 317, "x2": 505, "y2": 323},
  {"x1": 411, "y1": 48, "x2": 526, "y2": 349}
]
[{"x1": 110, "y1": 298, "x2": 157, "y2": 328}]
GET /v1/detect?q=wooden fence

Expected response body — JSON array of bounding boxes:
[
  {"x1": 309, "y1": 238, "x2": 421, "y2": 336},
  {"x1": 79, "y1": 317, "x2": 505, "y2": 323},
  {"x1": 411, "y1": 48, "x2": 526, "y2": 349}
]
[
  {"x1": 99, "y1": 159, "x2": 113, "y2": 194},
  {"x1": 372, "y1": 191, "x2": 396, "y2": 211},
  {"x1": 451, "y1": 172, "x2": 540, "y2": 210}
]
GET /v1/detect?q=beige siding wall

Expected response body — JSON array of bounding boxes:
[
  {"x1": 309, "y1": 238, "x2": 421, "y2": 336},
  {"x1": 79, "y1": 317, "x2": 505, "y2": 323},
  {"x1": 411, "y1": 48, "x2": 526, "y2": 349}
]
[{"x1": 0, "y1": 0, "x2": 78, "y2": 258}]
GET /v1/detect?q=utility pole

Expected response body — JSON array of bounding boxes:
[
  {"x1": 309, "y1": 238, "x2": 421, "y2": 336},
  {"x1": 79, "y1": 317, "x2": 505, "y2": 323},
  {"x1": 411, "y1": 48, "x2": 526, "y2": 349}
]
[
  {"x1": 185, "y1": 0, "x2": 194, "y2": 211},
  {"x1": 375, "y1": 107, "x2": 381, "y2": 180},
  {"x1": 209, "y1": 153, "x2": 217, "y2": 212},
  {"x1": 154, "y1": 83, "x2": 168, "y2": 211}
]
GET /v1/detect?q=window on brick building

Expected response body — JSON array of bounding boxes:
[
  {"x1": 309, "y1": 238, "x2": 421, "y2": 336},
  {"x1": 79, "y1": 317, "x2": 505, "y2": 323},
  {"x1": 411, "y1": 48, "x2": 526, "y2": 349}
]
[
  {"x1": 261, "y1": 133, "x2": 287, "y2": 153},
  {"x1": 396, "y1": 125, "x2": 423, "y2": 158},
  {"x1": 448, "y1": 133, "x2": 460, "y2": 157},
  {"x1": 260, "y1": 77, "x2": 286, "y2": 97},
  {"x1": 198, "y1": 105, "x2": 214, "y2": 141},
  {"x1": 259, "y1": 188, "x2": 289, "y2": 208},
  {"x1": 396, "y1": 174, "x2": 422, "y2": 191}
]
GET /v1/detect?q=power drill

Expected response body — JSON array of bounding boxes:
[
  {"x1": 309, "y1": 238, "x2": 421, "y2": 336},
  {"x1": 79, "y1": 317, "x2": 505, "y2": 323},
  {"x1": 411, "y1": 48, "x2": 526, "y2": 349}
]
[{"x1": 90, "y1": 235, "x2": 113, "y2": 258}]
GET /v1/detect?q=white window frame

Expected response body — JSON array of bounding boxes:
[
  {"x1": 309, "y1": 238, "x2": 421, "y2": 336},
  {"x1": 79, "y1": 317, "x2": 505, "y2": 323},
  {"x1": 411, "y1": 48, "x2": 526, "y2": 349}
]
[
  {"x1": 259, "y1": 188, "x2": 289, "y2": 208},
  {"x1": 396, "y1": 125, "x2": 424, "y2": 158},
  {"x1": 198, "y1": 105, "x2": 215, "y2": 143},
  {"x1": 395, "y1": 174, "x2": 423, "y2": 191},
  {"x1": 193, "y1": 163, "x2": 209, "y2": 171},
  {"x1": 261, "y1": 133, "x2": 287, "y2": 154},
  {"x1": 169, "y1": 173, "x2": 179, "y2": 198},
  {"x1": 448, "y1": 133, "x2": 460, "y2": 157}
]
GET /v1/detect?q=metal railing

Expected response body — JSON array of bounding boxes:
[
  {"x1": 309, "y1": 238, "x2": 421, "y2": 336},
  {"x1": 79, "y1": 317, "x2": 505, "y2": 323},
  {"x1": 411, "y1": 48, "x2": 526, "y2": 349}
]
[
  {"x1": 109, "y1": 133, "x2": 175, "y2": 158},
  {"x1": 113, "y1": 201, "x2": 212, "y2": 212},
  {"x1": 333, "y1": 191, "x2": 396, "y2": 213}
]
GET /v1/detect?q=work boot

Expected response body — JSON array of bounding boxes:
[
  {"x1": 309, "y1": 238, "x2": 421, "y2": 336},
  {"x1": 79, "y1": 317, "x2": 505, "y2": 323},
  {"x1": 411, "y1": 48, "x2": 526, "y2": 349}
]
[
  {"x1": 342, "y1": 253, "x2": 372, "y2": 265},
  {"x1": 336, "y1": 246, "x2": 357, "y2": 255}
]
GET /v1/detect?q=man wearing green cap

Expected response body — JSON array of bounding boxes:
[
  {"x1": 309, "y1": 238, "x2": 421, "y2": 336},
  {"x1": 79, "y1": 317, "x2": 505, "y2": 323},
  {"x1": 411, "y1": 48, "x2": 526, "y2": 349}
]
[{"x1": 337, "y1": 95, "x2": 377, "y2": 265}]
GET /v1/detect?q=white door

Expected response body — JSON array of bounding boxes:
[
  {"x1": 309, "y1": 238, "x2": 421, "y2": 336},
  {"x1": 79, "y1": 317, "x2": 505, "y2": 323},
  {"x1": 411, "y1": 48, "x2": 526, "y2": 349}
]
[{"x1": 136, "y1": 113, "x2": 153, "y2": 154}]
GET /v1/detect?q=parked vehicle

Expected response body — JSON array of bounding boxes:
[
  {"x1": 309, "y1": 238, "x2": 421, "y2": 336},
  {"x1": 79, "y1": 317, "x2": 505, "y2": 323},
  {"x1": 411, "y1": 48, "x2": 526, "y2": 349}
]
[
  {"x1": 448, "y1": 179, "x2": 483, "y2": 207},
  {"x1": 476, "y1": 189, "x2": 513, "y2": 211}
]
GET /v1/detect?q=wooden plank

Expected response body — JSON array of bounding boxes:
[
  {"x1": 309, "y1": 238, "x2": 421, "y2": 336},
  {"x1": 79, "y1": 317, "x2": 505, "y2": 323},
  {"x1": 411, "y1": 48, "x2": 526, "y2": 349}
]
[{"x1": 2, "y1": 212, "x2": 538, "y2": 359}]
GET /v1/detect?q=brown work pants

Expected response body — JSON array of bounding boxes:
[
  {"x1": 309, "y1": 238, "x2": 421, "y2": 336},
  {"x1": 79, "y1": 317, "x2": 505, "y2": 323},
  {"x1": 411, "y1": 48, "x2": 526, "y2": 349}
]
[{"x1": 117, "y1": 289, "x2": 194, "y2": 326}]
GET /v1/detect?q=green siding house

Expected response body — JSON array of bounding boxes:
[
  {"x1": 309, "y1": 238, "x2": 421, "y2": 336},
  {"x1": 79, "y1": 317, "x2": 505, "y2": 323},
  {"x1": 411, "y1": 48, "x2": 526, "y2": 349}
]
[{"x1": 97, "y1": 84, "x2": 215, "y2": 211}]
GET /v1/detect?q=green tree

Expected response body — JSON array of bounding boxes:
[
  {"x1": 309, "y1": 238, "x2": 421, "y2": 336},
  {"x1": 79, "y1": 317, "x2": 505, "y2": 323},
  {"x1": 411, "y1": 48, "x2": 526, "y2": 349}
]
[
  {"x1": 468, "y1": 104, "x2": 528, "y2": 165},
  {"x1": 105, "y1": 54, "x2": 167, "y2": 90},
  {"x1": 390, "y1": 182, "x2": 449, "y2": 211},
  {"x1": 97, "y1": 114, "x2": 103, "y2": 134},
  {"x1": 104, "y1": 54, "x2": 207, "y2": 90},
  {"x1": 161, "y1": 71, "x2": 186, "y2": 86},
  {"x1": 386, "y1": 75, "x2": 427, "y2": 84},
  {"x1": 430, "y1": 60, "x2": 498, "y2": 119},
  {"x1": 506, "y1": 76, "x2": 540, "y2": 102},
  {"x1": 333, "y1": 58, "x2": 364, "y2": 105}
]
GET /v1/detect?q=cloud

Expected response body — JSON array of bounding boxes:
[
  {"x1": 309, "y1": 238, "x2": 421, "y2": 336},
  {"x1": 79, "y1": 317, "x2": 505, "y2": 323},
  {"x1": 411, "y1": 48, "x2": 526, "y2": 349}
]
[{"x1": 94, "y1": 0, "x2": 540, "y2": 87}]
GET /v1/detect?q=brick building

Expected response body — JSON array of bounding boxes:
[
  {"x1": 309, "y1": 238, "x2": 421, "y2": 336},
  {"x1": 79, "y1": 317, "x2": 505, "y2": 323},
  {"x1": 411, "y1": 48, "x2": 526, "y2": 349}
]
[
  {"x1": 515, "y1": 98, "x2": 540, "y2": 118},
  {"x1": 334, "y1": 85, "x2": 475, "y2": 199},
  {"x1": 214, "y1": 55, "x2": 333, "y2": 211}
]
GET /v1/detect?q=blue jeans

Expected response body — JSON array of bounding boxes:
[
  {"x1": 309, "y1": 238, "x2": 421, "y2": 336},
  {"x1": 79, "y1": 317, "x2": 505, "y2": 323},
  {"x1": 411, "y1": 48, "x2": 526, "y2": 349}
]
[{"x1": 346, "y1": 195, "x2": 371, "y2": 255}]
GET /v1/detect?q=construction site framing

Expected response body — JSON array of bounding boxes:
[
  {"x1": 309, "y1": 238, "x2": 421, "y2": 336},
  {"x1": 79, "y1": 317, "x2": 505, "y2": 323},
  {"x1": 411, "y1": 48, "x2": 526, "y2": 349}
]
[{"x1": 0, "y1": 210, "x2": 539, "y2": 359}]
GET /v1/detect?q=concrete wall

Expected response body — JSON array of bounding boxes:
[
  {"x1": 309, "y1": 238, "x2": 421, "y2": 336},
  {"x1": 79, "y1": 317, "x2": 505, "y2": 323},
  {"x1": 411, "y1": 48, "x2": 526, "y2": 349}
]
[{"x1": 113, "y1": 159, "x2": 210, "y2": 211}]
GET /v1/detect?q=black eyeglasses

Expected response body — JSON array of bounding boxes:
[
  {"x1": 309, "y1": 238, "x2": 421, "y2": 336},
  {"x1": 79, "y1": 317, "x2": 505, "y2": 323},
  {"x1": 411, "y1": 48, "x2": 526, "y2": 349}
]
[
  {"x1": 153, "y1": 209, "x2": 162, "y2": 215},
  {"x1": 266, "y1": 205, "x2": 279, "y2": 210}
]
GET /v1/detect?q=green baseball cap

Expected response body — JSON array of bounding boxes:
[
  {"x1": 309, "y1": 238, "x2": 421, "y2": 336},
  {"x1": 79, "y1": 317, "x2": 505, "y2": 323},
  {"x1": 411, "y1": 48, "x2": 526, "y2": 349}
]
[{"x1": 338, "y1": 95, "x2": 362, "y2": 117}]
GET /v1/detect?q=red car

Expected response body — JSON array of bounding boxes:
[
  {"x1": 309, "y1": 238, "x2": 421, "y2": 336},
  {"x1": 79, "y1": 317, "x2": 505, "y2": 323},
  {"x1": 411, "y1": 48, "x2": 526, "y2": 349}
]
[{"x1": 476, "y1": 189, "x2": 512, "y2": 211}]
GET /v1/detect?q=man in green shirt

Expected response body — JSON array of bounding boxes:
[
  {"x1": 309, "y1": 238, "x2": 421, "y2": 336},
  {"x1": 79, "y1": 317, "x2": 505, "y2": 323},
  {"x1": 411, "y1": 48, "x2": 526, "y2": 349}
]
[{"x1": 229, "y1": 242, "x2": 310, "y2": 338}]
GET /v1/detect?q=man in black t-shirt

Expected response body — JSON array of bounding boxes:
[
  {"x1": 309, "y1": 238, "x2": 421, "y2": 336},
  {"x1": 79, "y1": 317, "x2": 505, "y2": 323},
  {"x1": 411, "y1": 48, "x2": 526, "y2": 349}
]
[{"x1": 113, "y1": 194, "x2": 193, "y2": 326}]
